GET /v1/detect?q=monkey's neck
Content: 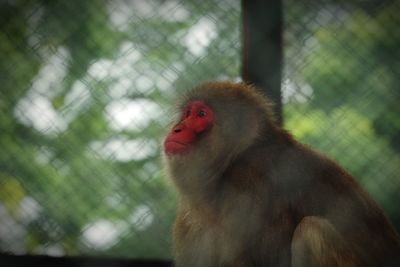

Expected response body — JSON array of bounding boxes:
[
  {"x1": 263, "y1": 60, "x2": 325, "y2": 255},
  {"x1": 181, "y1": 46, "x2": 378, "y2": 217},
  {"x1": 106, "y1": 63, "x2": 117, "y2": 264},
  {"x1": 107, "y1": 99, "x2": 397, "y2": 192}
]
[
  {"x1": 179, "y1": 186, "x2": 224, "y2": 228},
  {"x1": 168, "y1": 147, "x2": 232, "y2": 201},
  {"x1": 178, "y1": 170, "x2": 222, "y2": 206}
]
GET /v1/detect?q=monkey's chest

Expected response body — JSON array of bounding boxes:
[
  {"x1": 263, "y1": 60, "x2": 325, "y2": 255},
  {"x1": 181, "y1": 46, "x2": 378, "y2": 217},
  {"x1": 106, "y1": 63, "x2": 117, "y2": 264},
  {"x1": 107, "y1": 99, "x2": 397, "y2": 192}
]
[
  {"x1": 176, "y1": 192, "x2": 295, "y2": 266},
  {"x1": 185, "y1": 212, "x2": 293, "y2": 267},
  {"x1": 187, "y1": 225, "x2": 249, "y2": 266}
]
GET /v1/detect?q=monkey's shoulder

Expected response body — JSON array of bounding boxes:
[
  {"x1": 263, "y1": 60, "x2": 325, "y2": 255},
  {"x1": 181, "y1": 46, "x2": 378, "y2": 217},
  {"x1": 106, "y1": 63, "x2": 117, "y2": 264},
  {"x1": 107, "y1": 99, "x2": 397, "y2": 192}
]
[
  {"x1": 223, "y1": 134, "x2": 376, "y2": 213},
  {"x1": 224, "y1": 136, "x2": 347, "y2": 186}
]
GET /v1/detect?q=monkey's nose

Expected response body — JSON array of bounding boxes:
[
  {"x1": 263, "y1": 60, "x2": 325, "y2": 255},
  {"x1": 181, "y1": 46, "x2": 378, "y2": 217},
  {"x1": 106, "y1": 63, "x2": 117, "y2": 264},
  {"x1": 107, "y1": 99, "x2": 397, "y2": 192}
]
[{"x1": 174, "y1": 127, "x2": 182, "y2": 133}]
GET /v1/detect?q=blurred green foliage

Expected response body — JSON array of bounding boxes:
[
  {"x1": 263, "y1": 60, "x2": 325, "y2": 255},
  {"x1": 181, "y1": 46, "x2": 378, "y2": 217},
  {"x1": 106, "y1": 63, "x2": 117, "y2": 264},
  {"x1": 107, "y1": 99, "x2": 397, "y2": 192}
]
[
  {"x1": 0, "y1": 0, "x2": 240, "y2": 258},
  {"x1": 284, "y1": 0, "x2": 400, "y2": 228},
  {"x1": 0, "y1": 0, "x2": 399, "y2": 259}
]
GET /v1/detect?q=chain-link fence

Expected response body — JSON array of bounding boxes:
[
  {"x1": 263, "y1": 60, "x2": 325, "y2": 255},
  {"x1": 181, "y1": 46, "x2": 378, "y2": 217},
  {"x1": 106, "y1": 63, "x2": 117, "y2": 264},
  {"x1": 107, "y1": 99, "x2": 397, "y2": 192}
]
[
  {"x1": 0, "y1": 0, "x2": 241, "y2": 258},
  {"x1": 284, "y1": 0, "x2": 400, "y2": 229},
  {"x1": 0, "y1": 0, "x2": 399, "y2": 260}
]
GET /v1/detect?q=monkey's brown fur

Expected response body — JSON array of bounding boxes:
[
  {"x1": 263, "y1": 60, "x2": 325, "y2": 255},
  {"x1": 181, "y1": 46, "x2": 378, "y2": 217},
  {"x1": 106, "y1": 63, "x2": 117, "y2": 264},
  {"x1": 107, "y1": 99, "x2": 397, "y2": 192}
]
[{"x1": 163, "y1": 81, "x2": 400, "y2": 267}]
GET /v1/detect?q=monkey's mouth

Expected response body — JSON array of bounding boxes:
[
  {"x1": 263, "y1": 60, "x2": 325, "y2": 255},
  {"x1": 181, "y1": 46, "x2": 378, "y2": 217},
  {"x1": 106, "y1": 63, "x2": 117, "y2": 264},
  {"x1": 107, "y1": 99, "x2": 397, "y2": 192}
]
[{"x1": 164, "y1": 140, "x2": 191, "y2": 155}]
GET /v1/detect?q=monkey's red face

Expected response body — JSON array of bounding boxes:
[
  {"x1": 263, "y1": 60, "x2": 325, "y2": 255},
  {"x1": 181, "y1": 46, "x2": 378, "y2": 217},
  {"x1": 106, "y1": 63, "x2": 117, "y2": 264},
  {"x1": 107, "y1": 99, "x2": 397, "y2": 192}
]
[{"x1": 164, "y1": 101, "x2": 214, "y2": 155}]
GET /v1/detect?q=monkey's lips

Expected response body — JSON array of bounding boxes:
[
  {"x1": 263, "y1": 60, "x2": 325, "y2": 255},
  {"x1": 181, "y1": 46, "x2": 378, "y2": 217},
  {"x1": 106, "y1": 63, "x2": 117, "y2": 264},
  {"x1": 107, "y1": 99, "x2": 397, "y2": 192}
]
[{"x1": 164, "y1": 140, "x2": 191, "y2": 155}]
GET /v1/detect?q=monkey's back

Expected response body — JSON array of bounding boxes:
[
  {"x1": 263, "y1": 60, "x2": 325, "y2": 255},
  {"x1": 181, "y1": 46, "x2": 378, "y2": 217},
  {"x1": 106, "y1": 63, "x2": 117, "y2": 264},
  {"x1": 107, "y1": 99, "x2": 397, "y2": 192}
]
[{"x1": 237, "y1": 129, "x2": 400, "y2": 266}]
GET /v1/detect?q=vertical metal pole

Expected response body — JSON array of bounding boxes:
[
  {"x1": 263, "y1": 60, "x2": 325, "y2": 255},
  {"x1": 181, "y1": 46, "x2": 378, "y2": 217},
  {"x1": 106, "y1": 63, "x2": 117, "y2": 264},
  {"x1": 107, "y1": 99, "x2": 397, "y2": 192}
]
[{"x1": 241, "y1": 0, "x2": 283, "y2": 124}]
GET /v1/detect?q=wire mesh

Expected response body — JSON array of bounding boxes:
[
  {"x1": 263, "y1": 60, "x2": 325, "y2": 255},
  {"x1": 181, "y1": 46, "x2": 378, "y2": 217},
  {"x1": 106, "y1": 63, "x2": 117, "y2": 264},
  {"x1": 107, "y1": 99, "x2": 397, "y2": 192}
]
[
  {"x1": 284, "y1": 0, "x2": 400, "y2": 230},
  {"x1": 0, "y1": 0, "x2": 399, "y2": 259},
  {"x1": 0, "y1": 0, "x2": 240, "y2": 258}
]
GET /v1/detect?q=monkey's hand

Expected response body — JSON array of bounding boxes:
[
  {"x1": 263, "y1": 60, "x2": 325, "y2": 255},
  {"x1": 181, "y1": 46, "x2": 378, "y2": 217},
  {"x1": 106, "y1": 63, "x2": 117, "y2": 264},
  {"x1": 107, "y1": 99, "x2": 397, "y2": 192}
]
[{"x1": 291, "y1": 216, "x2": 358, "y2": 267}]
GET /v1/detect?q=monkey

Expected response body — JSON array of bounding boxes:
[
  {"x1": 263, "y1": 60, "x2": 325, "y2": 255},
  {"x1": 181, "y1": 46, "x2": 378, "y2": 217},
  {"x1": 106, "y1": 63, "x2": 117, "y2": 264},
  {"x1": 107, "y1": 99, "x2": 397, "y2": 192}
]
[{"x1": 162, "y1": 81, "x2": 400, "y2": 267}]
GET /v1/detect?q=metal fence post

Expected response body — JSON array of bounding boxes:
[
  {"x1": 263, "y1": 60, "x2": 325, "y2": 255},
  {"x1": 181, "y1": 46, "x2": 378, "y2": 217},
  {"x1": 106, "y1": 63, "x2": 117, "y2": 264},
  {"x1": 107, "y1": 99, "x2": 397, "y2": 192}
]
[{"x1": 241, "y1": 0, "x2": 283, "y2": 124}]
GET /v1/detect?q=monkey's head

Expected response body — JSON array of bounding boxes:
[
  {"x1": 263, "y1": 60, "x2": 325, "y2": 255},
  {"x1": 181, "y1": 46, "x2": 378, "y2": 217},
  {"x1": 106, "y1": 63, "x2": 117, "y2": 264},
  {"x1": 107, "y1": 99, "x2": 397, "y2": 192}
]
[
  {"x1": 163, "y1": 81, "x2": 275, "y2": 158},
  {"x1": 163, "y1": 81, "x2": 275, "y2": 196},
  {"x1": 164, "y1": 99, "x2": 214, "y2": 154}
]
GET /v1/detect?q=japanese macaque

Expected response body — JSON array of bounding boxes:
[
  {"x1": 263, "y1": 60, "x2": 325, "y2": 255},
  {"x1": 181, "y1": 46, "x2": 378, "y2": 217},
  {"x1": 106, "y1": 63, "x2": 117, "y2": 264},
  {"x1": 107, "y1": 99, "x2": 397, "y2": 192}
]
[{"x1": 162, "y1": 81, "x2": 400, "y2": 267}]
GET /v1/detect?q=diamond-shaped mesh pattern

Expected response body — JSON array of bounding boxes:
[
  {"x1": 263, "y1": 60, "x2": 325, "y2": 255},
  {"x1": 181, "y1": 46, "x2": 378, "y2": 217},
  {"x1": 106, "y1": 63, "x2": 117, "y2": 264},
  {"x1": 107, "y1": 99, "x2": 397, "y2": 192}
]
[
  {"x1": 0, "y1": 1, "x2": 240, "y2": 258},
  {"x1": 284, "y1": 0, "x2": 400, "y2": 230},
  {"x1": 0, "y1": 0, "x2": 399, "y2": 259}
]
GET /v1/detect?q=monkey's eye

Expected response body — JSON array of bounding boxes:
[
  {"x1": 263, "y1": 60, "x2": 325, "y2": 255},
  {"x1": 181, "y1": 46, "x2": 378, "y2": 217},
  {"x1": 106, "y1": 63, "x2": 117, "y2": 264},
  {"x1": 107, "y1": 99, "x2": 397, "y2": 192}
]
[{"x1": 197, "y1": 110, "x2": 206, "y2": 117}]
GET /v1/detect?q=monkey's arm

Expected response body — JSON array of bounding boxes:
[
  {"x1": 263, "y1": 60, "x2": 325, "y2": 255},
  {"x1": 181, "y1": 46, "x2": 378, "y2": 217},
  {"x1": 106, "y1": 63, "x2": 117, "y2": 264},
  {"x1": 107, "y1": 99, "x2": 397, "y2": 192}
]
[{"x1": 291, "y1": 216, "x2": 359, "y2": 267}]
